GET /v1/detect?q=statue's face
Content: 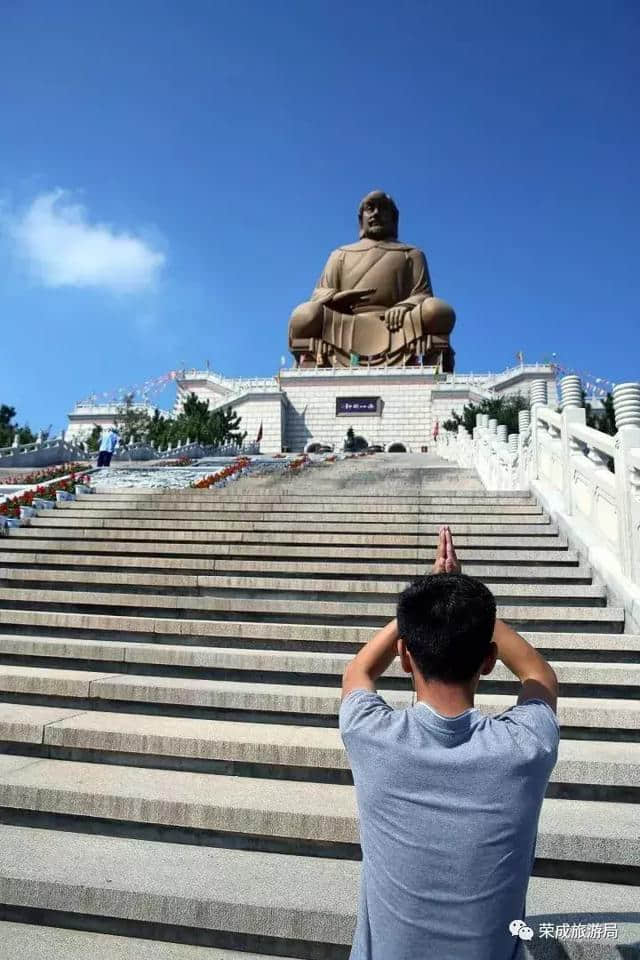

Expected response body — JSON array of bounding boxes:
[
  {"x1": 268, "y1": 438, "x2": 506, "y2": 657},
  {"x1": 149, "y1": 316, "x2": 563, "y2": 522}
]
[{"x1": 360, "y1": 194, "x2": 396, "y2": 240}]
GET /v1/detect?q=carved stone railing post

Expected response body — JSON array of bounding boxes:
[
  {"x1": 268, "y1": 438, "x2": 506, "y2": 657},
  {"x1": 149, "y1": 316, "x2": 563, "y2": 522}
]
[
  {"x1": 530, "y1": 380, "x2": 548, "y2": 408},
  {"x1": 529, "y1": 380, "x2": 548, "y2": 482},
  {"x1": 558, "y1": 375, "x2": 586, "y2": 516},
  {"x1": 613, "y1": 382, "x2": 640, "y2": 584},
  {"x1": 497, "y1": 425, "x2": 508, "y2": 443}
]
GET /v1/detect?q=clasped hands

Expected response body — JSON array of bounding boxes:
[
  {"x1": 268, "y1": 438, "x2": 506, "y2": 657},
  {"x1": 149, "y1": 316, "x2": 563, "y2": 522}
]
[
  {"x1": 329, "y1": 288, "x2": 409, "y2": 332},
  {"x1": 430, "y1": 526, "x2": 461, "y2": 575}
]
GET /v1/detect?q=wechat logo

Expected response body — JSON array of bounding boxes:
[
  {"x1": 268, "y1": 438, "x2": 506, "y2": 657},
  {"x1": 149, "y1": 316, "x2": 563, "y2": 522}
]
[{"x1": 509, "y1": 919, "x2": 534, "y2": 940}]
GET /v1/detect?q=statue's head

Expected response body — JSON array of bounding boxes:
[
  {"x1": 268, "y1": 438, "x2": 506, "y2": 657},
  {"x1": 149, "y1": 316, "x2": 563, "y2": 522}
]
[{"x1": 358, "y1": 190, "x2": 399, "y2": 240}]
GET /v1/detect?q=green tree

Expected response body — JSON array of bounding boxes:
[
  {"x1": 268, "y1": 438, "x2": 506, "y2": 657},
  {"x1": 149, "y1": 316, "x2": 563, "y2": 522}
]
[
  {"x1": 0, "y1": 405, "x2": 16, "y2": 447},
  {"x1": 585, "y1": 392, "x2": 616, "y2": 437},
  {"x1": 147, "y1": 408, "x2": 172, "y2": 449},
  {"x1": 0, "y1": 404, "x2": 36, "y2": 447},
  {"x1": 15, "y1": 425, "x2": 36, "y2": 444},
  {"x1": 442, "y1": 393, "x2": 530, "y2": 435},
  {"x1": 86, "y1": 425, "x2": 103, "y2": 452},
  {"x1": 215, "y1": 405, "x2": 246, "y2": 446},
  {"x1": 110, "y1": 393, "x2": 246, "y2": 450},
  {"x1": 173, "y1": 393, "x2": 245, "y2": 447},
  {"x1": 114, "y1": 396, "x2": 153, "y2": 446}
]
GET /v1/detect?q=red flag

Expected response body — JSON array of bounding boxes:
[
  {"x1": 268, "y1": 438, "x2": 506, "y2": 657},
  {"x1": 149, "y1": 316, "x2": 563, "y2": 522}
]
[{"x1": 256, "y1": 422, "x2": 263, "y2": 443}]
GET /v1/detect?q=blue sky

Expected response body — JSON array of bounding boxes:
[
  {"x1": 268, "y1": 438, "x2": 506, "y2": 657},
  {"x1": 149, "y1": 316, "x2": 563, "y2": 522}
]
[{"x1": 1, "y1": 1, "x2": 638, "y2": 432}]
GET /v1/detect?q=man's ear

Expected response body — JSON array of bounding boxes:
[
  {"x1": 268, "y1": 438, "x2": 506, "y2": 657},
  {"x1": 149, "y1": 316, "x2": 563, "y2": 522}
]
[
  {"x1": 397, "y1": 635, "x2": 413, "y2": 675},
  {"x1": 480, "y1": 640, "x2": 498, "y2": 676}
]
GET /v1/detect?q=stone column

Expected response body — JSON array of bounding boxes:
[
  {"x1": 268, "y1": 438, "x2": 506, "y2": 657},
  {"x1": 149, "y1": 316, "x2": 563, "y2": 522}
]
[
  {"x1": 497, "y1": 425, "x2": 508, "y2": 443},
  {"x1": 613, "y1": 383, "x2": 640, "y2": 584},
  {"x1": 488, "y1": 418, "x2": 498, "y2": 434},
  {"x1": 558, "y1": 375, "x2": 586, "y2": 515},
  {"x1": 508, "y1": 434, "x2": 519, "y2": 453}
]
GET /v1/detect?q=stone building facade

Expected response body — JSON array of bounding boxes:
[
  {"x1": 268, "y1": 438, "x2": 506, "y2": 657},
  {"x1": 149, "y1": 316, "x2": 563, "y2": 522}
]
[{"x1": 67, "y1": 364, "x2": 557, "y2": 454}]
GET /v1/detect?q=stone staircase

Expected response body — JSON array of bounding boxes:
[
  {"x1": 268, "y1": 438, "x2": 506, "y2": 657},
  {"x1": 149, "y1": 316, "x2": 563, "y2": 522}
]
[{"x1": 0, "y1": 454, "x2": 638, "y2": 958}]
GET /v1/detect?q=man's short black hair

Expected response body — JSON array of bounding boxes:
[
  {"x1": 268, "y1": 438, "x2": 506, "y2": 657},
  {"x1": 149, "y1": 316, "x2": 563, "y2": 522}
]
[{"x1": 397, "y1": 574, "x2": 497, "y2": 683}]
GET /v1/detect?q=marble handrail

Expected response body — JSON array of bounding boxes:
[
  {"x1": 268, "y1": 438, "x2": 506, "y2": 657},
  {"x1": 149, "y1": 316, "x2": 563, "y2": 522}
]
[
  {"x1": 436, "y1": 376, "x2": 640, "y2": 624},
  {"x1": 568, "y1": 422, "x2": 615, "y2": 458}
]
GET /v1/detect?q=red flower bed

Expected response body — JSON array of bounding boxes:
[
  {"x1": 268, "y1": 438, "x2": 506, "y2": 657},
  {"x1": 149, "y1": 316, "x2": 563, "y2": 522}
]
[
  {"x1": 0, "y1": 473, "x2": 91, "y2": 519},
  {"x1": 191, "y1": 458, "x2": 251, "y2": 490},
  {"x1": 288, "y1": 454, "x2": 310, "y2": 472},
  {"x1": 1, "y1": 463, "x2": 89, "y2": 487}
]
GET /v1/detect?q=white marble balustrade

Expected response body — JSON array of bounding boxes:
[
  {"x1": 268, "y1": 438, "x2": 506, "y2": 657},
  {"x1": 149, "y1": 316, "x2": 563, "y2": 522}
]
[{"x1": 437, "y1": 378, "x2": 640, "y2": 623}]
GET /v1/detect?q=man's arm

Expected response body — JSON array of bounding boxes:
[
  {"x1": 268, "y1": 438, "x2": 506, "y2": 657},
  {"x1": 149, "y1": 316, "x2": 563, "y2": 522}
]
[
  {"x1": 341, "y1": 527, "x2": 457, "y2": 700},
  {"x1": 341, "y1": 618, "x2": 399, "y2": 700},
  {"x1": 493, "y1": 618, "x2": 559, "y2": 713}
]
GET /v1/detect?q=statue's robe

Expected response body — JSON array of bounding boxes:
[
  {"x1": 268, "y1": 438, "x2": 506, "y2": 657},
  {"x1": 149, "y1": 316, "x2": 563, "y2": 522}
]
[{"x1": 290, "y1": 239, "x2": 455, "y2": 364}]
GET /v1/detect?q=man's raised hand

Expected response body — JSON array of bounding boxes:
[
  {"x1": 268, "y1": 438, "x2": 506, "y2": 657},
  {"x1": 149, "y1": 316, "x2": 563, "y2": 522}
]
[{"x1": 430, "y1": 526, "x2": 461, "y2": 575}]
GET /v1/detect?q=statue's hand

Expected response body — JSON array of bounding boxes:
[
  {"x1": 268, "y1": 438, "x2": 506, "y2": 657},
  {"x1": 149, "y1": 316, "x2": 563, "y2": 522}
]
[
  {"x1": 384, "y1": 305, "x2": 409, "y2": 332},
  {"x1": 330, "y1": 289, "x2": 376, "y2": 314}
]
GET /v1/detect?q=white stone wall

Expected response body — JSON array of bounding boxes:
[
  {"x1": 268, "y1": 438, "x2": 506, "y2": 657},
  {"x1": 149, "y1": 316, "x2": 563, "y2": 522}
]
[
  {"x1": 230, "y1": 393, "x2": 284, "y2": 453},
  {"x1": 282, "y1": 370, "x2": 438, "y2": 452}
]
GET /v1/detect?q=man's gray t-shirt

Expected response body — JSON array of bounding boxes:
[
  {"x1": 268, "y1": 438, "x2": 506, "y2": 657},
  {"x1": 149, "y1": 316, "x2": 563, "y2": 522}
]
[{"x1": 339, "y1": 690, "x2": 559, "y2": 960}]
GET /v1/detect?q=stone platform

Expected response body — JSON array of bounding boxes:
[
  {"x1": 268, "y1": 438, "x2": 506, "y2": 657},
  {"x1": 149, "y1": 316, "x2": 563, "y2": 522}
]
[{"x1": 0, "y1": 454, "x2": 638, "y2": 957}]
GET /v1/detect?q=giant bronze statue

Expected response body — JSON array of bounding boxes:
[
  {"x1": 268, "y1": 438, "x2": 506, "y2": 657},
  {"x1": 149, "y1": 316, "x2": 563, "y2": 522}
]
[{"x1": 289, "y1": 190, "x2": 456, "y2": 369}]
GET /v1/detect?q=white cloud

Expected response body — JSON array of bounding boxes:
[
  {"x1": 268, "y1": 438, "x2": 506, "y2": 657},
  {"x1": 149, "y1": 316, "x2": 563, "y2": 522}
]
[{"x1": 10, "y1": 190, "x2": 165, "y2": 293}]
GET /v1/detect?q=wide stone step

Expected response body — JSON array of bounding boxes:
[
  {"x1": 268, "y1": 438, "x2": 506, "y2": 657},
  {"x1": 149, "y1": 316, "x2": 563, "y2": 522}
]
[
  {"x1": 0, "y1": 756, "x2": 637, "y2": 869},
  {"x1": 39, "y1": 514, "x2": 553, "y2": 532},
  {"x1": 0, "y1": 539, "x2": 581, "y2": 565},
  {"x1": 0, "y1": 609, "x2": 632, "y2": 650},
  {"x1": 78, "y1": 491, "x2": 536, "y2": 504},
  {"x1": 2, "y1": 703, "x2": 639, "y2": 788},
  {"x1": 0, "y1": 922, "x2": 279, "y2": 960},
  {"x1": 57, "y1": 505, "x2": 547, "y2": 522},
  {"x1": 0, "y1": 587, "x2": 620, "y2": 627},
  {"x1": 0, "y1": 569, "x2": 607, "y2": 606},
  {"x1": 0, "y1": 826, "x2": 638, "y2": 956},
  {"x1": 0, "y1": 635, "x2": 632, "y2": 690},
  {"x1": 0, "y1": 551, "x2": 594, "y2": 582},
  {"x1": 65, "y1": 501, "x2": 545, "y2": 516},
  {"x1": 0, "y1": 665, "x2": 637, "y2": 729},
  {"x1": 22, "y1": 520, "x2": 562, "y2": 542}
]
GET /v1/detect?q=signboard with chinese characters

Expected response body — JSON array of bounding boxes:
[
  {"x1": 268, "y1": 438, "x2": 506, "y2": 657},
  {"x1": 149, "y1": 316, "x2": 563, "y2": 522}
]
[{"x1": 336, "y1": 396, "x2": 382, "y2": 416}]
